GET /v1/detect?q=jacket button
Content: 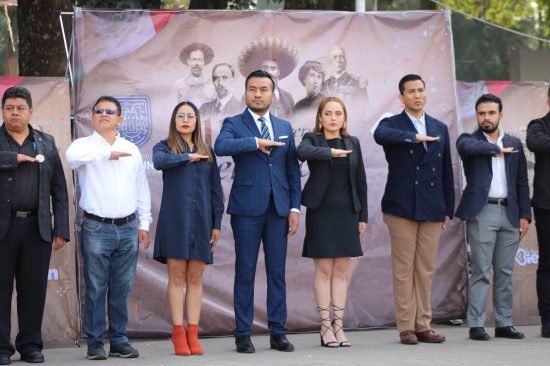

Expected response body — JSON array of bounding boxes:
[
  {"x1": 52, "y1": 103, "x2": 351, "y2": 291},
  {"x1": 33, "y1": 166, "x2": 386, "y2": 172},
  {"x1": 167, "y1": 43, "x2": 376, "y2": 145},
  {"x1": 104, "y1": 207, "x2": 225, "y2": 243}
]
[
  {"x1": 430, "y1": 182, "x2": 434, "y2": 186},
  {"x1": 432, "y1": 167, "x2": 436, "y2": 171},
  {"x1": 438, "y1": 153, "x2": 441, "y2": 157},
  {"x1": 415, "y1": 181, "x2": 418, "y2": 185},
  {"x1": 416, "y1": 166, "x2": 420, "y2": 170},
  {"x1": 409, "y1": 150, "x2": 414, "y2": 154},
  {"x1": 8, "y1": 177, "x2": 12, "y2": 181}
]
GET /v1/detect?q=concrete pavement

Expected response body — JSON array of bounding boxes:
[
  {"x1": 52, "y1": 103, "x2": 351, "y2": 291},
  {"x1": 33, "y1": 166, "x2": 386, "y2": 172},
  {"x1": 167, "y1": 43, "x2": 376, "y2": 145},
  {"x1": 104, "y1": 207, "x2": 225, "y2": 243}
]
[{"x1": 26, "y1": 324, "x2": 550, "y2": 365}]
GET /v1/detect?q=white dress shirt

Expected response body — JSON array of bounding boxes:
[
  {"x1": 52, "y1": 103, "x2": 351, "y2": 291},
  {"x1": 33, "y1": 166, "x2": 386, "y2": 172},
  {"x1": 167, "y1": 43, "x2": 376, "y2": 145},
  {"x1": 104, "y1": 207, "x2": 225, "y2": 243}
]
[
  {"x1": 65, "y1": 131, "x2": 152, "y2": 231},
  {"x1": 483, "y1": 129, "x2": 508, "y2": 199}
]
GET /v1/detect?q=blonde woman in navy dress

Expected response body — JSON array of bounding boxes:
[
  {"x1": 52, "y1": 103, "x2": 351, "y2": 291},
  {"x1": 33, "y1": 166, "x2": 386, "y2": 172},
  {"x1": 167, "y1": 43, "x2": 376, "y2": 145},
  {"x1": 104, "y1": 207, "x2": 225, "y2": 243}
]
[
  {"x1": 152, "y1": 101, "x2": 223, "y2": 356},
  {"x1": 297, "y1": 97, "x2": 368, "y2": 348}
]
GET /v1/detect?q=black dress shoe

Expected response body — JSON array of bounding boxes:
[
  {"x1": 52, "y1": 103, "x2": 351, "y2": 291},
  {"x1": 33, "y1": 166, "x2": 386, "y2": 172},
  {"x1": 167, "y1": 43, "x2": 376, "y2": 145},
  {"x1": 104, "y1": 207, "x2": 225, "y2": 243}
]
[
  {"x1": 542, "y1": 323, "x2": 550, "y2": 338},
  {"x1": 0, "y1": 354, "x2": 10, "y2": 365},
  {"x1": 270, "y1": 334, "x2": 294, "y2": 352},
  {"x1": 495, "y1": 326, "x2": 524, "y2": 339},
  {"x1": 235, "y1": 336, "x2": 255, "y2": 353},
  {"x1": 20, "y1": 350, "x2": 44, "y2": 363},
  {"x1": 469, "y1": 327, "x2": 490, "y2": 341}
]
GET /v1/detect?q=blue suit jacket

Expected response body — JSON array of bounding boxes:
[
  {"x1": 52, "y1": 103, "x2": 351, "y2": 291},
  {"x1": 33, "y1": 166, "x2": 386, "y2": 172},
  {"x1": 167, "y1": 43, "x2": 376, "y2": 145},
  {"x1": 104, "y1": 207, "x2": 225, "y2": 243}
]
[
  {"x1": 373, "y1": 110, "x2": 454, "y2": 221},
  {"x1": 214, "y1": 109, "x2": 301, "y2": 217},
  {"x1": 455, "y1": 129, "x2": 531, "y2": 227}
]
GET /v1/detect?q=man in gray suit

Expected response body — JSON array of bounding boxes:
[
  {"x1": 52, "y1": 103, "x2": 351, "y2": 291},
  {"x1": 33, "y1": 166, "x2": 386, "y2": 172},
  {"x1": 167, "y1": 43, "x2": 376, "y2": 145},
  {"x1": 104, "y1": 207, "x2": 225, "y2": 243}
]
[
  {"x1": 0, "y1": 86, "x2": 69, "y2": 364},
  {"x1": 456, "y1": 94, "x2": 531, "y2": 341}
]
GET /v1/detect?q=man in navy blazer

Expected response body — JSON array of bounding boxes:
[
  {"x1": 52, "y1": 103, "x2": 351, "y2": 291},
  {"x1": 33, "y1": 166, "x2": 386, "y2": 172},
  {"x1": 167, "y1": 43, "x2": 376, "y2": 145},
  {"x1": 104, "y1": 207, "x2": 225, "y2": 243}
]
[
  {"x1": 374, "y1": 74, "x2": 454, "y2": 345},
  {"x1": 214, "y1": 70, "x2": 301, "y2": 353},
  {"x1": 456, "y1": 94, "x2": 531, "y2": 341}
]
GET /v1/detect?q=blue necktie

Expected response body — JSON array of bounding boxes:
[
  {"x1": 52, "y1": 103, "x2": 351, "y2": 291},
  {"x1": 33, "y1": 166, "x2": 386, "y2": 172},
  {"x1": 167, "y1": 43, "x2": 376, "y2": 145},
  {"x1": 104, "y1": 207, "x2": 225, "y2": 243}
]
[{"x1": 259, "y1": 116, "x2": 272, "y2": 151}]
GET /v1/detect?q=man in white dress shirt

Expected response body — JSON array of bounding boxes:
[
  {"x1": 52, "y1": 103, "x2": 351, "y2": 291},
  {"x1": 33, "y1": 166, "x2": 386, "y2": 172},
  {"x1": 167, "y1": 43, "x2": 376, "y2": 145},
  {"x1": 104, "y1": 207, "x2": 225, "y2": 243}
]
[{"x1": 66, "y1": 96, "x2": 152, "y2": 360}]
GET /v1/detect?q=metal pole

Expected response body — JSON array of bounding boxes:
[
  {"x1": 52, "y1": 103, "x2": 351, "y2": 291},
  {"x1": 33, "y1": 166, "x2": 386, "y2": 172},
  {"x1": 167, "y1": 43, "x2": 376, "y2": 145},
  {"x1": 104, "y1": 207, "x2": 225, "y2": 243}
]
[{"x1": 58, "y1": 11, "x2": 73, "y2": 82}]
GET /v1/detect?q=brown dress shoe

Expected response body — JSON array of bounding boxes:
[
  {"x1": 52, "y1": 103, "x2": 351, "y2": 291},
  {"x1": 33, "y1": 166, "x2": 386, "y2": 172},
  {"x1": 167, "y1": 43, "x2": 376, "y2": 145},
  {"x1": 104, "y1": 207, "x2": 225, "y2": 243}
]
[
  {"x1": 399, "y1": 330, "x2": 418, "y2": 345},
  {"x1": 416, "y1": 330, "x2": 446, "y2": 343}
]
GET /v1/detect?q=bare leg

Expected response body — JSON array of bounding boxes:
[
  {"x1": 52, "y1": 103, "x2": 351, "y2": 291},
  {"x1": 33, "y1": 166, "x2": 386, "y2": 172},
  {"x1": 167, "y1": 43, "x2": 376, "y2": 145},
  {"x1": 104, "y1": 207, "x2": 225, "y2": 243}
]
[
  {"x1": 186, "y1": 259, "x2": 207, "y2": 355},
  {"x1": 314, "y1": 258, "x2": 338, "y2": 347},
  {"x1": 167, "y1": 258, "x2": 187, "y2": 325},
  {"x1": 332, "y1": 257, "x2": 351, "y2": 346}
]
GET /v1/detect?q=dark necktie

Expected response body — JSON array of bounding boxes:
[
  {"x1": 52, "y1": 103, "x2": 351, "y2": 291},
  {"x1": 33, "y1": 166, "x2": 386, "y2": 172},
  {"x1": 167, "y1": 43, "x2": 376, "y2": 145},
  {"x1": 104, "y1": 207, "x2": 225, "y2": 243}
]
[{"x1": 259, "y1": 116, "x2": 272, "y2": 151}]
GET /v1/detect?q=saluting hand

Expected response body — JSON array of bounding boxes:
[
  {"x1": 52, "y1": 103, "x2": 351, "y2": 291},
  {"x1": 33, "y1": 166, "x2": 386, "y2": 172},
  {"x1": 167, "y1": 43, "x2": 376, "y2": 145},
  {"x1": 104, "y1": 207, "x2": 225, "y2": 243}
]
[
  {"x1": 109, "y1": 151, "x2": 132, "y2": 160},
  {"x1": 189, "y1": 153, "x2": 210, "y2": 162},
  {"x1": 16, "y1": 153, "x2": 37, "y2": 164},
  {"x1": 331, "y1": 148, "x2": 352, "y2": 158},
  {"x1": 416, "y1": 135, "x2": 439, "y2": 143},
  {"x1": 258, "y1": 138, "x2": 285, "y2": 155}
]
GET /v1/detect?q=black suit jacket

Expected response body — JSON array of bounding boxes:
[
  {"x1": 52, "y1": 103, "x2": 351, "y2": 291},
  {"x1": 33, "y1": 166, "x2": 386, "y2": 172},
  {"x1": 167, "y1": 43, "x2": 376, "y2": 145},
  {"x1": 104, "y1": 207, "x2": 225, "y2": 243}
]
[
  {"x1": 297, "y1": 132, "x2": 368, "y2": 222},
  {"x1": 0, "y1": 125, "x2": 70, "y2": 242},
  {"x1": 455, "y1": 128, "x2": 531, "y2": 227}
]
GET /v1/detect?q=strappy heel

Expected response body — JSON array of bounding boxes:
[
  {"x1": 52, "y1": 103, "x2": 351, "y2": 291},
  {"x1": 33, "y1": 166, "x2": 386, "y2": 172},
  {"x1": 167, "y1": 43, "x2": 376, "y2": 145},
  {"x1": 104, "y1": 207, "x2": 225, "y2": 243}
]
[
  {"x1": 332, "y1": 305, "x2": 351, "y2": 347},
  {"x1": 316, "y1": 306, "x2": 339, "y2": 348}
]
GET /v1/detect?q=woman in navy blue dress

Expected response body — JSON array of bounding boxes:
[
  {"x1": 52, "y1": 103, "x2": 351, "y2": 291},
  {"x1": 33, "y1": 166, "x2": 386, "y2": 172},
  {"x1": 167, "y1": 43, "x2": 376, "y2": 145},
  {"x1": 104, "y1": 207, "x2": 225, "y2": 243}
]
[{"x1": 152, "y1": 101, "x2": 223, "y2": 356}]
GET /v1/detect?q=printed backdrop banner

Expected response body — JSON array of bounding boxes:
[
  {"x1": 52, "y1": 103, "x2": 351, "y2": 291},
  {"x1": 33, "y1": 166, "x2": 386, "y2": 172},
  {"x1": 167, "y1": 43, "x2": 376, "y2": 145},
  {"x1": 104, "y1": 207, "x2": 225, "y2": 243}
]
[
  {"x1": 0, "y1": 77, "x2": 78, "y2": 347},
  {"x1": 457, "y1": 81, "x2": 549, "y2": 325},
  {"x1": 72, "y1": 9, "x2": 467, "y2": 336}
]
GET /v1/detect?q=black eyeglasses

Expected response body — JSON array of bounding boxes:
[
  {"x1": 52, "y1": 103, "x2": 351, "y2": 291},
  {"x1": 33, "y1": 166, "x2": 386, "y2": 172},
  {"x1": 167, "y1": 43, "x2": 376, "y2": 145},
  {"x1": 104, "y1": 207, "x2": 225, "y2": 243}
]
[{"x1": 93, "y1": 108, "x2": 118, "y2": 115}]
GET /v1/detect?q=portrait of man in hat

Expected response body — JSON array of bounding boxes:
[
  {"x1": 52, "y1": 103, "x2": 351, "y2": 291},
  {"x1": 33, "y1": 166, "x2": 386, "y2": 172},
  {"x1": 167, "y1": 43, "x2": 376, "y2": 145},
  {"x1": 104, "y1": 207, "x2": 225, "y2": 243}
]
[
  {"x1": 238, "y1": 37, "x2": 299, "y2": 120},
  {"x1": 171, "y1": 42, "x2": 217, "y2": 108}
]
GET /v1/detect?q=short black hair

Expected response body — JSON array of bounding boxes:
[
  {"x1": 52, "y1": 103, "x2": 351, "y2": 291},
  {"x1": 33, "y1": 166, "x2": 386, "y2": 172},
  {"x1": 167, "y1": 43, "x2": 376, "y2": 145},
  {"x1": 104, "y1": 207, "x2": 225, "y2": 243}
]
[
  {"x1": 398, "y1": 74, "x2": 425, "y2": 95},
  {"x1": 475, "y1": 93, "x2": 502, "y2": 112},
  {"x1": 245, "y1": 70, "x2": 275, "y2": 91},
  {"x1": 93, "y1": 96, "x2": 121, "y2": 115},
  {"x1": 2, "y1": 86, "x2": 32, "y2": 108}
]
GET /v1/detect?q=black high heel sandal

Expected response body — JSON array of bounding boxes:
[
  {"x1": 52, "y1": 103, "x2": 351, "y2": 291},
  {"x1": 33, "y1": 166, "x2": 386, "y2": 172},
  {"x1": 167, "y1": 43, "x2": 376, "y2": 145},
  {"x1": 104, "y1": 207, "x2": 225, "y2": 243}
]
[
  {"x1": 332, "y1": 305, "x2": 351, "y2": 347},
  {"x1": 316, "y1": 306, "x2": 339, "y2": 348}
]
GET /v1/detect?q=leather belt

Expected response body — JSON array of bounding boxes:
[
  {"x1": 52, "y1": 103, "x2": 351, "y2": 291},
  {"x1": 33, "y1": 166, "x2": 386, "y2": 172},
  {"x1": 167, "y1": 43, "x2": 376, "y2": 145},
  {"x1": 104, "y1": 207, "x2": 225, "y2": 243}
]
[
  {"x1": 84, "y1": 212, "x2": 135, "y2": 225},
  {"x1": 488, "y1": 198, "x2": 507, "y2": 207},
  {"x1": 13, "y1": 211, "x2": 36, "y2": 218}
]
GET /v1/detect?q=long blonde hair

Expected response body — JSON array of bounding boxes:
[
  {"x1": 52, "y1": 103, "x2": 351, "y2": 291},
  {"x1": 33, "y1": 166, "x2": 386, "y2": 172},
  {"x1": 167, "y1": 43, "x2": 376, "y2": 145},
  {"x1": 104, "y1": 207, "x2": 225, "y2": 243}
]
[
  {"x1": 166, "y1": 101, "x2": 213, "y2": 162},
  {"x1": 313, "y1": 96, "x2": 350, "y2": 138}
]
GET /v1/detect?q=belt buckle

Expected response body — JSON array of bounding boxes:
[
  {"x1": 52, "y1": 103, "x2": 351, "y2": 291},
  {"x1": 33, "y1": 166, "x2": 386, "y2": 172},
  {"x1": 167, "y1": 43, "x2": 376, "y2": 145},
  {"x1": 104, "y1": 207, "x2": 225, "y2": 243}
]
[
  {"x1": 15, "y1": 211, "x2": 30, "y2": 218},
  {"x1": 497, "y1": 198, "x2": 505, "y2": 207},
  {"x1": 110, "y1": 218, "x2": 116, "y2": 225}
]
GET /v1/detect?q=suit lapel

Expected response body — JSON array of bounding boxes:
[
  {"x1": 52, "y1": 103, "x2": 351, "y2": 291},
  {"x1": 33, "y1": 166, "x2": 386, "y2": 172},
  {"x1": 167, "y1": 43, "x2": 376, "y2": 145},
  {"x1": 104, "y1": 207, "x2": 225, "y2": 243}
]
[
  {"x1": 0, "y1": 126, "x2": 10, "y2": 150},
  {"x1": 242, "y1": 109, "x2": 261, "y2": 138}
]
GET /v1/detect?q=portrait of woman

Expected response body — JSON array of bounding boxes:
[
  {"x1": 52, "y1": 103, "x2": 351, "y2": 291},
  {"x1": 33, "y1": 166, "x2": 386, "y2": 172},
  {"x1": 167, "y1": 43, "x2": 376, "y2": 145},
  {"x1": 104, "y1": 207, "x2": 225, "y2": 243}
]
[
  {"x1": 297, "y1": 97, "x2": 368, "y2": 348},
  {"x1": 152, "y1": 101, "x2": 224, "y2": 356}
]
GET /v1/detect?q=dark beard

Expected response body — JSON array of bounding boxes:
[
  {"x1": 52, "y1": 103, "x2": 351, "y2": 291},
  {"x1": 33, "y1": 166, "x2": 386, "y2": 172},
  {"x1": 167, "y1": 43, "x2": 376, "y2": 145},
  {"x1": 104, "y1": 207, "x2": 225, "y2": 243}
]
[{"x1": 481, "y1": 123, "x2": 498, "y2": 134}]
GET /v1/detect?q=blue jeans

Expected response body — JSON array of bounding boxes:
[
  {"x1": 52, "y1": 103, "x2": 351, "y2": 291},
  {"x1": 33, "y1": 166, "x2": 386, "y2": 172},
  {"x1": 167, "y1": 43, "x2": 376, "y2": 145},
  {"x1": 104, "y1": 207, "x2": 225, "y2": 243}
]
[{"x1": 81, "y1": 217, "x2": 138, "y2": 347}]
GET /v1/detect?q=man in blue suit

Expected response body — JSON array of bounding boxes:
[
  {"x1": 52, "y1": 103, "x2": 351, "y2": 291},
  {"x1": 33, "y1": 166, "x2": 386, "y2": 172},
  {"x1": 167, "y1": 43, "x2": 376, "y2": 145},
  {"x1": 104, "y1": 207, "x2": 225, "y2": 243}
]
[
  {"x1": 374, "y1": 74, "x2": 454, "y2": 345},
  {"x1": 456, "y1": 94, "x2": 531, "y2": 341},
  {"x1": 214, "y1": 70, "x2": 301, "y2": 353}
]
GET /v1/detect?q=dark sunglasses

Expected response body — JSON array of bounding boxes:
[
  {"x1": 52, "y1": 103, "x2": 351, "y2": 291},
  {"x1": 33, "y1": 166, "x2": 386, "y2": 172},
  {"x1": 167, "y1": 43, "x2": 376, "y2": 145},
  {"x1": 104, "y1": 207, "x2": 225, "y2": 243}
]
[{"x1": 93, "y1": 108, "x2": 118, "y2": 115}]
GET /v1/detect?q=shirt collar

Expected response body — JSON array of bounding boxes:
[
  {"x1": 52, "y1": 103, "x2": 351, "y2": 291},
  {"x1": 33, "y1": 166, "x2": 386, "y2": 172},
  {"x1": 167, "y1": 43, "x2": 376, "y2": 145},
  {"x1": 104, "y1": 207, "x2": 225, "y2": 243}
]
[
  {"x1": 92, "y1": 130, "x2": 121, "y2": 143},
  {"x1": 482, "y1": 128, "x2": 505, "y2": 144},
  {"x1": 248, "y1": 108, "x2": 271, "y2": 124},
  {"x1": 405, "y1": 111, "x2": 426, "y2": 125}
]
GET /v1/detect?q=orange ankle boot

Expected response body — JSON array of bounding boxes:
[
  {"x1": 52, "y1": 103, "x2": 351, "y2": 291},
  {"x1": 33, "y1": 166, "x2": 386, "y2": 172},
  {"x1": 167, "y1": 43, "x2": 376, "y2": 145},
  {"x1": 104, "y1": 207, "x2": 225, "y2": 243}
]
[
  {"x1": 172, "y1": 324, "x2": 191, "y2": 356},
  {"x1": 186, "y1": 324, "x2": 204, "y2": 355}
]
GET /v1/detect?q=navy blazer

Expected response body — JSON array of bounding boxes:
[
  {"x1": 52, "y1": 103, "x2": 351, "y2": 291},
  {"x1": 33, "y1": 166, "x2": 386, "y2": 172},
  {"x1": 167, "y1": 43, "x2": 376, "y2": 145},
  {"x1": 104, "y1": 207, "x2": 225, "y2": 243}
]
[
  {"x1": 373, "y1": 110, "x2": 454, "y2": 221},
  {"x1": 297, "y1": 132, "x2": 368, "y2": 222},
  {"x1": 0, "y1": 125, "x2": 69, "y2": 242},
  {"x1": 214, "y1": 109, "x2": 301, "y2": 217},
  {"x1": 455, "y1": 128, "x2": 531, "y2": 227}
]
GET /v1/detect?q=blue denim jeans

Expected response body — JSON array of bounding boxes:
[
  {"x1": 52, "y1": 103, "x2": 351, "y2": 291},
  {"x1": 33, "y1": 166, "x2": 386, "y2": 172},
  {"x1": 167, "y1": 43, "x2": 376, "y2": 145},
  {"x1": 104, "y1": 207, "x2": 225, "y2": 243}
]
[{"x1": 81, "y1": 217, "x2": 138, "y2": 347}]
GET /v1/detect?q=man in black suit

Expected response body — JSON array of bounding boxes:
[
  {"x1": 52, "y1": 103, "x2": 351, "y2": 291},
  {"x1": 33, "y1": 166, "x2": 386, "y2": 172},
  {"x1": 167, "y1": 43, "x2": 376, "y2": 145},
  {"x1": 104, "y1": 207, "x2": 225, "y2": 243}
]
[
  {"x1": 526, "y1": 86, "x2": 550, "y2": 338},
  {"x1": 456, "y1": 94, "x2": 531, "y2": 341},
  {"x1": 0, "y1": 86, "x2": 69, "y2": 364}
]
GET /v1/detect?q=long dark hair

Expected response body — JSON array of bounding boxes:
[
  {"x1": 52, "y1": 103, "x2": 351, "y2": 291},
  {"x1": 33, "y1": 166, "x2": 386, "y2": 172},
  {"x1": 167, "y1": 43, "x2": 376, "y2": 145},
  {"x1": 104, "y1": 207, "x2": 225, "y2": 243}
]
[{"x1": 166, "y1": 101, "x2": 213, "y2": 162}]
